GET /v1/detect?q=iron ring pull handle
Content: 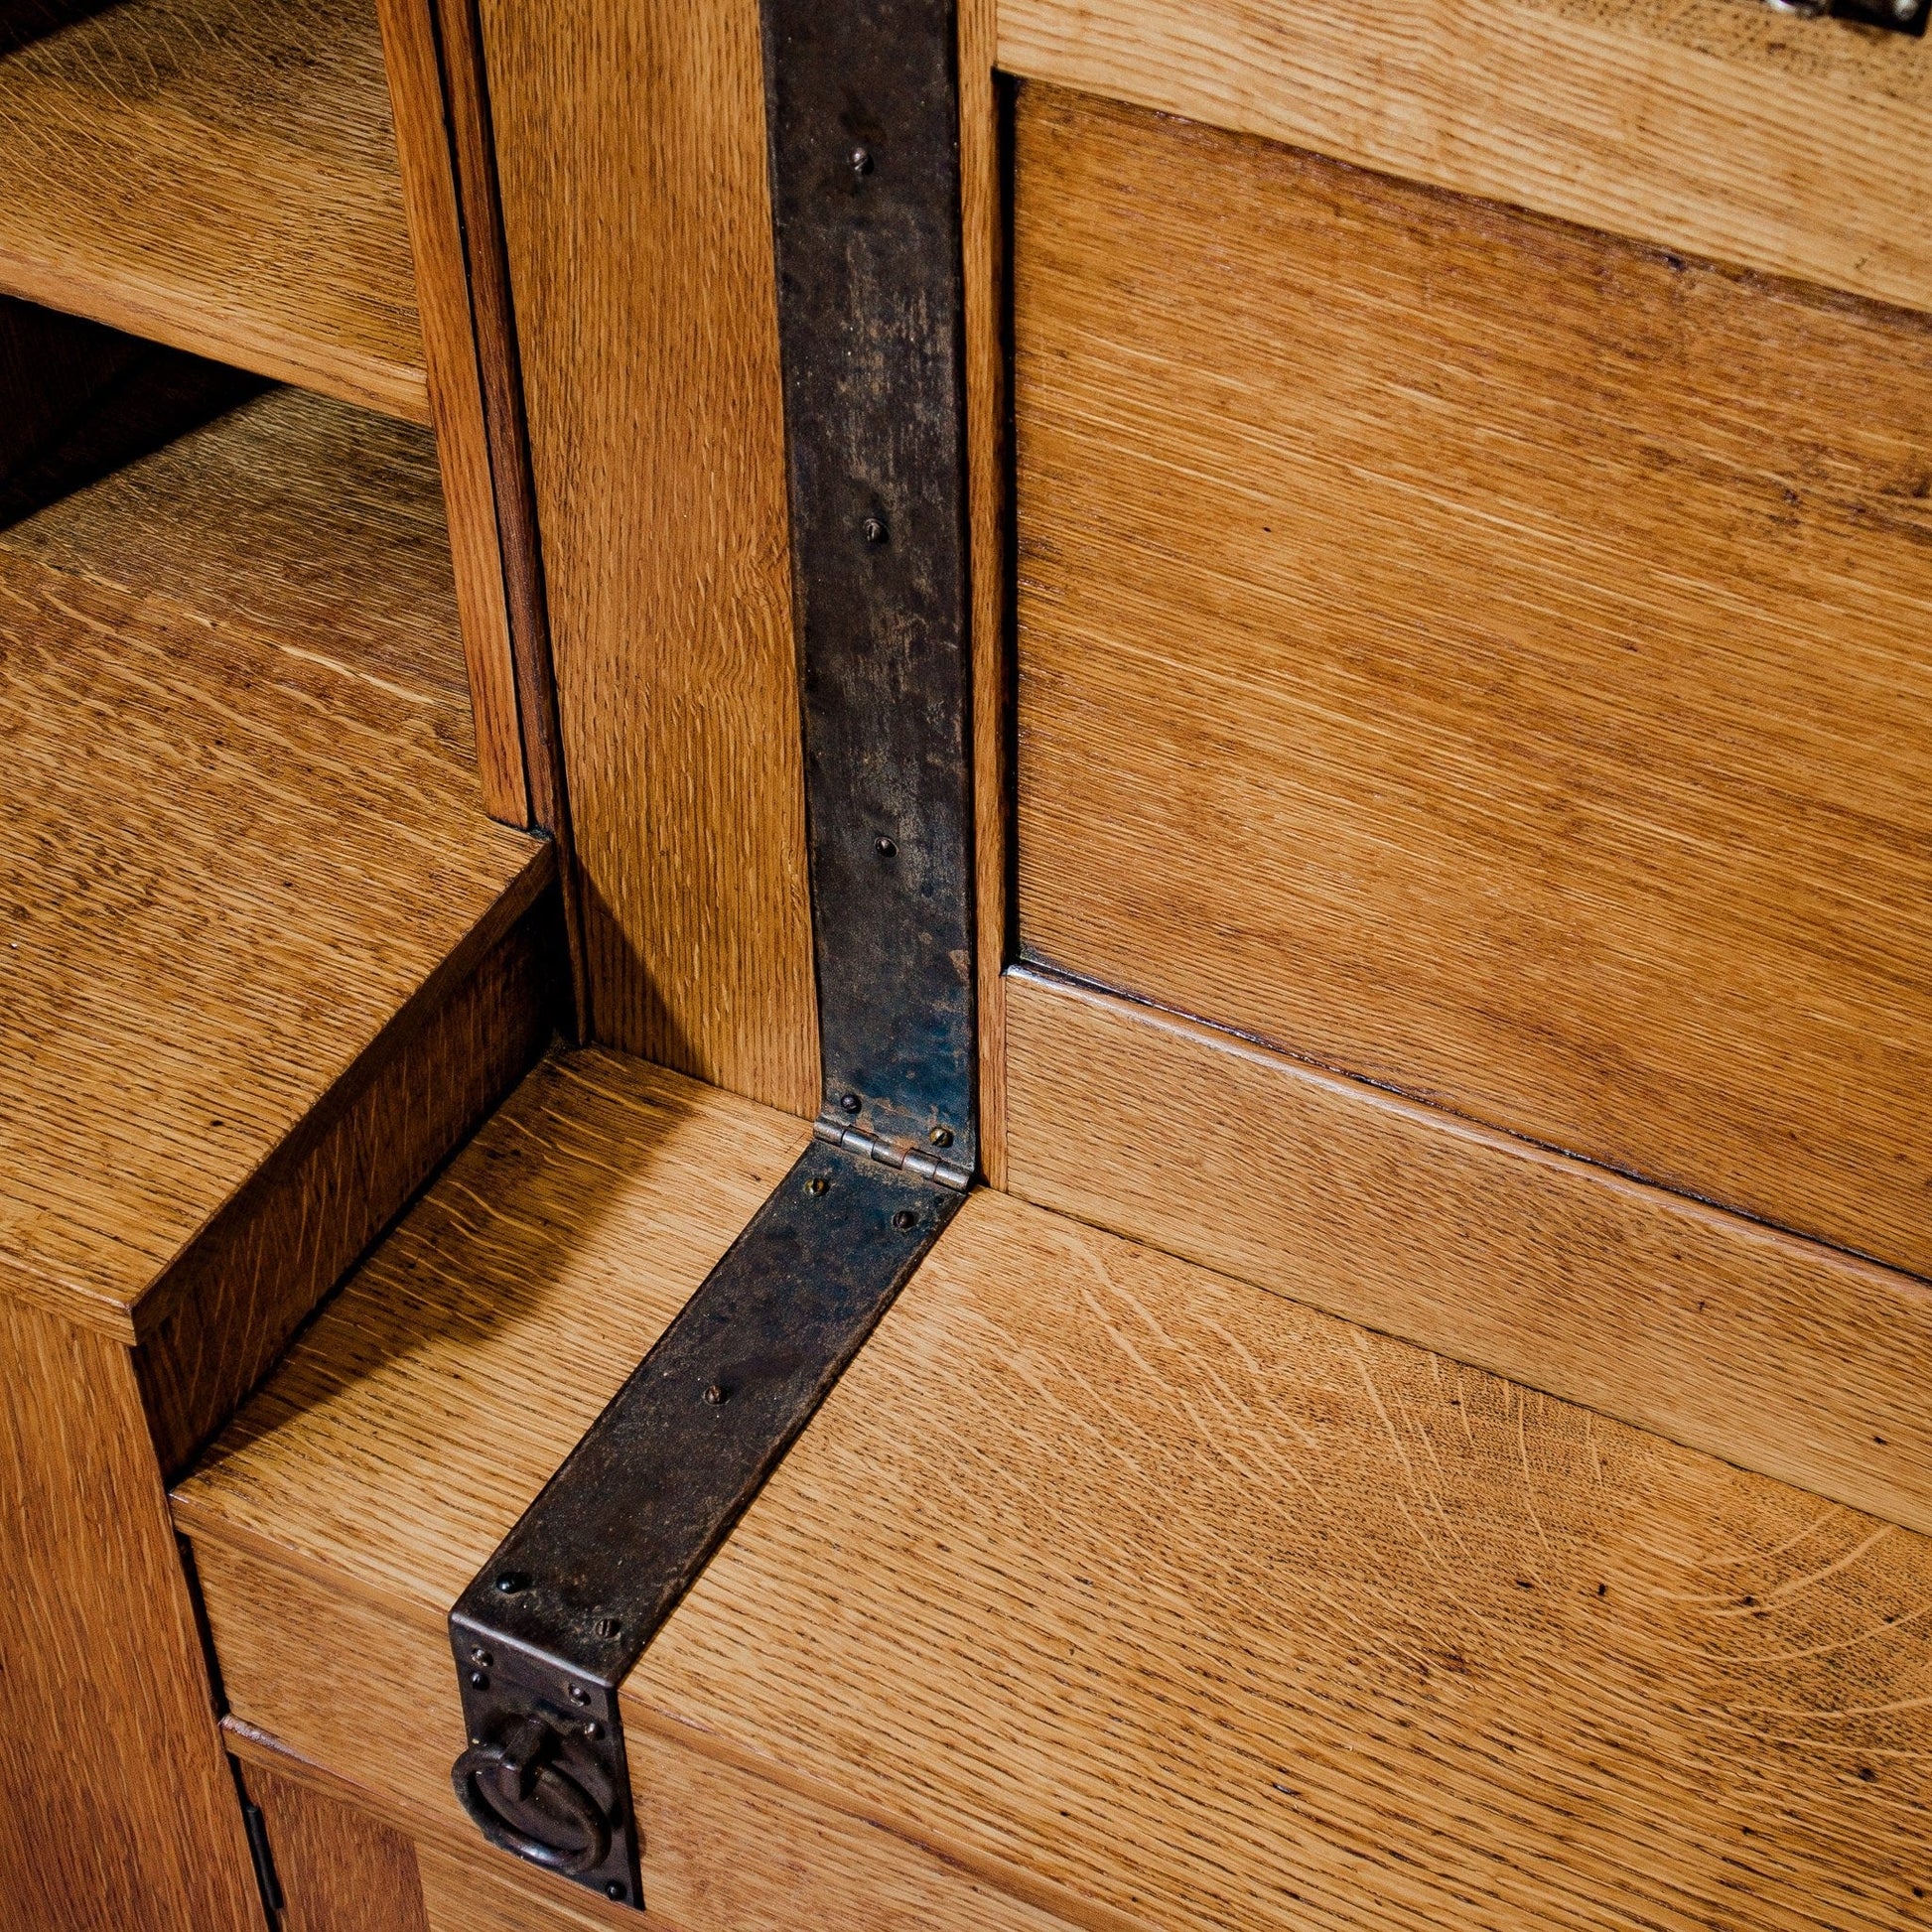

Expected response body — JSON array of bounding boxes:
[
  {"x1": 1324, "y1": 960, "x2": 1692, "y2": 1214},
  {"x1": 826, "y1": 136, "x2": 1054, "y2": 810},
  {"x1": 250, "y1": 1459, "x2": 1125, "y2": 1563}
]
[{"x1": 453, "y1": 1717, "x2": 612, "y2": 1875}]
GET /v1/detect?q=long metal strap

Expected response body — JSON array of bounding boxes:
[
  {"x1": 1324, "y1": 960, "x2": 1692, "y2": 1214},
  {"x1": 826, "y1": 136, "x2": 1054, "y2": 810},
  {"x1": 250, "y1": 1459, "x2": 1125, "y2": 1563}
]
[{"x1": 446, "y1": 0, "x2": 972, "y2": 1908}]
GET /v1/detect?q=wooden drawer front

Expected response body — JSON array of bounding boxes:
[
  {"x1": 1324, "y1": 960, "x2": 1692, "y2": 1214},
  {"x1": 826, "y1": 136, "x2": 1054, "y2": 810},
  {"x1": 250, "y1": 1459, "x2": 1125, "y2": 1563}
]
[{"x1": 1014, "y1": 81, "x2": 1932, "y2": 1276}]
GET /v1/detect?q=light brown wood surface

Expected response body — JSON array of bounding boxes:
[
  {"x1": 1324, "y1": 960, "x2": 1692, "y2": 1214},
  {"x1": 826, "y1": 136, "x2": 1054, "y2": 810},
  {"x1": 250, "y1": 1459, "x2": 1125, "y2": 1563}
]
[
  {"x1": 0, "y1": 0, "x2": 428, "y2": 419},
  {"x1": 1001, "y1": 0, "x2": 1932, "y2": 315},
  {"x1": 475, "y1": 0, "x2": 815, "y2": 1103},
  {"x1": 208, "y1": 1568, "x2": 1065, "y2": 1932},
  {"x1": 961, "y1": 0, "x2": 1008, "y2": 1186},
  {"x1": 135, "y1": 888, "x2": 556, "y2": 1477},
  {"x1": 243, "y1": 1751, "x2": 433, "y2": 1932},
  {"x1": 1006, "y1": 964, "x2": 1932, "y2": 1536},
  {"x1": 0, "y1": 1297, "x2": 262, "y2": 1932},
  {"x1": 0, "y1": 386, "x2": 543, "y2": 1336},
  {"x1": 419, "y1": 0, "x2": 587, "y2": 1006},
  {"x1": 177, "y1": 1051, "x2": 1932, "y2": 1932},
  {"x1": 1015, "y1": 83, "x2": 1932, "y2": 1280},
  {"x1": 5, "y1": 385, "x2": 474, "y2": 746},
  {"x1": 374, "y1": 0, "x2": 527, "y2": 824}
]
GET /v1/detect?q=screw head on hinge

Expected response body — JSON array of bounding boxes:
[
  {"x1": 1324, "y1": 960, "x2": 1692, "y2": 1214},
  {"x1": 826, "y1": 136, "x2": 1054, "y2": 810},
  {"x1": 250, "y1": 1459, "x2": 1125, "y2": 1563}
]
[
  {"x1": 893, "y1": 1209, "x2": 918, "y2": 1230},
  {"x1": 862, "y1": 515, "x2": 888, "y2": 545},
  {"x1": 850, "y1": 146, "x2": 873, "y2": 176},
  {"x1": 876, "y1": 835, "x2": 897, "y2": 857},
  {"x1": 806, "y1": 1173, "x2": 829, "y2": 1196},
  {"x1": 493, "y1": 1571, "x2": 530, "y2": 1595},
  {"x1": 929, "y1": 1126, "x2": 952, "y2": 1148},
  {"x1": 1896, "y1": 0, "x2": 1920, "y2": 21},
  {"x1": 839, "y1": 1091, "x2": 861, "y2": 1112}
]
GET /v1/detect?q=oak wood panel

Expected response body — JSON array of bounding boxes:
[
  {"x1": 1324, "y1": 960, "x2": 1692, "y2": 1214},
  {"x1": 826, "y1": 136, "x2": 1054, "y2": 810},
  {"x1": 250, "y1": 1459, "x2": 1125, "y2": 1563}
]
[
  {"x1": 1000, "y1": 0, "x2": 1932, "y2": 315},
  {"x1": 5, "y1": 385, "x2": 475, "y2": 750},
  {"x1": 0, "y1": 389, "x2": 542, "y2": 1336},
  {"x1": 474, "y1": 0, "x2": 815, "y2": 1103},
  {"x1": 243, "y1": 1753, "x2": 433, "y2": 1932},
  {"x1": 204, "y1": 1557, "x2": 1068, "y2": 1932},
  {"x1": 374, "y1": 0, "x2": 527, "y2": 824},
  {"x1": 135, "y1": 882, "x2": 556, "y2": 1477},
  {"x1": 1006, "y1": 964, "x2": 1932, "y2": 1535},
  {"x1": 177, "y1": 1052, "x2": 1932, "y2": 1932},
  {"x1": 0, "y1": 0, "x2": 428, "y2": 419},
  {"x1": 1015, "y1": 84, "x2": 1932, "y2": 1279},
  {"x1": 0, "y1": 1298, "x2": 261, "y2": 1932},
  {"x1": 418, "y1": 0, "x2": 586, "y2": 1008},
  {"x1": 962, "y1": 0, "x2": 1009, "y2": 1186}
]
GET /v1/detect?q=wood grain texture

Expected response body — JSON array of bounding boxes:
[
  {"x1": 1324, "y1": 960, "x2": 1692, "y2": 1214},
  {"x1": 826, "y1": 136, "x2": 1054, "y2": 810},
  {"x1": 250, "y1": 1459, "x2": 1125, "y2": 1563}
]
[
  {"x1": 0, "y1": 1298, "x2": 261, "y2": 1932},
  {"x1": 423, "y1": 0, "x2": 587, "y2": 1010},
  {"x1": 5, "y1": 385, "x2": 474, "y2": 742},
  {"x1": 1015, "y1": 83, "x2": 1932, "y2": 1280},
  {"x1": 243, "y1": 1752, "x2": 433, "y2": 1932},
  {"x1": 962, "y1": 0, "x2": 1009, "y2": 1186},
  {"x1": 1000, "y1": 0, "x2": 1932, "y2": 314},
  {"x1": 0, "y1": 387, "x2": 543, "y2": 1335},
  {"x1": 1006, "y1": 964, "x2": 1932, "y2": 1536},
  {"x1": 0, "y1": 0, "x2": 428, "y2": 419},
  {"x1": 374, "y1": 0, "x2": 527, "y2": 824},
  {"x1": 135, "y1": 882, "x2": 557, "y2": 1478},
  {"x1": 475, "y1": 0, "x2": 815, "y2": 1103},
  {"x1": 207, "y1": 1561, "x2": 1065, "y2": 1932},
  {"x1": 178, "y1": 1052, "x2": 1932, "y2": 1931}
]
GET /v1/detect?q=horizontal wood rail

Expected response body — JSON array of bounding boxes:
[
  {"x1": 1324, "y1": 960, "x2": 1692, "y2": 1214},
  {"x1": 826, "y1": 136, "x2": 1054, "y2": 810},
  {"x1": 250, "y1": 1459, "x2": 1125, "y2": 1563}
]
[{"x1": 999, "y1": 0, "x2": 1932, "y2": 313}]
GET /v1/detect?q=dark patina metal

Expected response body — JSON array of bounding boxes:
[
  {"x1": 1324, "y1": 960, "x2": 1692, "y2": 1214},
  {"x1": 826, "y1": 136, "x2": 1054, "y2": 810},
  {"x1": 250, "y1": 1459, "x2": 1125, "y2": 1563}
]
[
  {"x1": 764, "y1": 0, "x2": 976, "y2": 1171},
  {"x1": 448, "y1": 0, "x2": 973, "y2": 1908},
  {"x1": 448, "y1": 1146, "x2": 965, "y2": 1903}
]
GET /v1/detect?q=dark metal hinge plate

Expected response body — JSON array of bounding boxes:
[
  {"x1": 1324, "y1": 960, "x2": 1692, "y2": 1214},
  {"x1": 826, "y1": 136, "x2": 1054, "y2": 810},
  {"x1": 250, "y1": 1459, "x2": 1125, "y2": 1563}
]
[{"x1": 450, "y1": 1142, "x2": 967, "y2": 1904}]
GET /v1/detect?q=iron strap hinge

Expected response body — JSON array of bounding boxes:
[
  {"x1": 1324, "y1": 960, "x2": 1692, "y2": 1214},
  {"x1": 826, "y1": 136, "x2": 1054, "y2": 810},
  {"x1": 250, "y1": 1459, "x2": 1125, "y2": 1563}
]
[{"x1": 447, "y1": 0, "x2": 976, "y2": 1910}]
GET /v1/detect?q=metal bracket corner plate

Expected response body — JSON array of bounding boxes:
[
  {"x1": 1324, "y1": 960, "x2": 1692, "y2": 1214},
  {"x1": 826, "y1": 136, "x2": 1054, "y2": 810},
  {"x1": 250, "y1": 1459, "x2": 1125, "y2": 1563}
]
[{"x1": 447, "y1": 0, "x2": 972, "y2": 1909}]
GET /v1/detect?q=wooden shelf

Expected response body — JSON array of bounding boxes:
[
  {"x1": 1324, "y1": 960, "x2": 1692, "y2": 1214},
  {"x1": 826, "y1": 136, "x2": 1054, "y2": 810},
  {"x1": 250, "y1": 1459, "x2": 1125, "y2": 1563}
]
[
  {"x1": 0, "y1": 0, "x2": 427, "y2": 420},
  {"x1": 0, "y1": 383, "x2": 551, "y2": 1466},
  {"x1": 174, "y1": 1049, "x2": 1932, "y2": 1932}
]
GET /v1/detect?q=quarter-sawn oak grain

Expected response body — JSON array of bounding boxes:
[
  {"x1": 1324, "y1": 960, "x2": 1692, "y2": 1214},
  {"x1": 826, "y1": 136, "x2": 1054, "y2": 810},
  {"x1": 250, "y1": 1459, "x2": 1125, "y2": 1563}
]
[
  {"x1": 0, "y1": 387, "x2": 543, "y2": 1337},
  {"x1": 0, "y1": 1298, "x2": 263, "y2": 1932},
  {"x1": 1006, "y1": 964, "x2": 1932, "y2": 1537},
  {"x1": 177, "y1": 1053, "x2": 1932, "y2": 1932},
  {"x1": 374, "y1": 0, "x2": 529, "y2": 825},
  {"x1": 1015, "y1": 84, "x2": 1932, "y2": 1281},
  {"x1": 1000, "y1": 0, "x2": 1932, "y2": 314},
  {"x1": 0, "y1": 0, "x2": 428, "y2": 419},
  {"x1": 474, "y1": 0, "x2": 816, "y2": 1104}
]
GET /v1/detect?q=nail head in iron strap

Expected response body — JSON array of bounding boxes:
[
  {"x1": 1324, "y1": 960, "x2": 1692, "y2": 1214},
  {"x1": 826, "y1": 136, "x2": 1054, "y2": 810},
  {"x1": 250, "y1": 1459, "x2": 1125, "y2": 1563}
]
[
  {"x1": 763, "y1": 0, "x2": 977, "y2": 1173},
  {"x1": 451, "y1": 1142, "x2": 966, "y2": 1909}
]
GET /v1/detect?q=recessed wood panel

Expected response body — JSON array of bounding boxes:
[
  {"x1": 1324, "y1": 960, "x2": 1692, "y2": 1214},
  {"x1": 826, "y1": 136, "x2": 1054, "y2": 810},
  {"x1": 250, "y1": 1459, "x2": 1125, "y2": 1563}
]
[
  {"x1": 1000, "y1": 0, "x2": 1932, "y2": 314},
  {"x1": 178, "y1": 1051, "x2": 1932, "y2": 1932},
  {"x1": 0, "y1": 0, "x2": 427, "y2": 419},
  {"x1": 1014, "y1": 83, "x2": 1932, "y2": 1277}
]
